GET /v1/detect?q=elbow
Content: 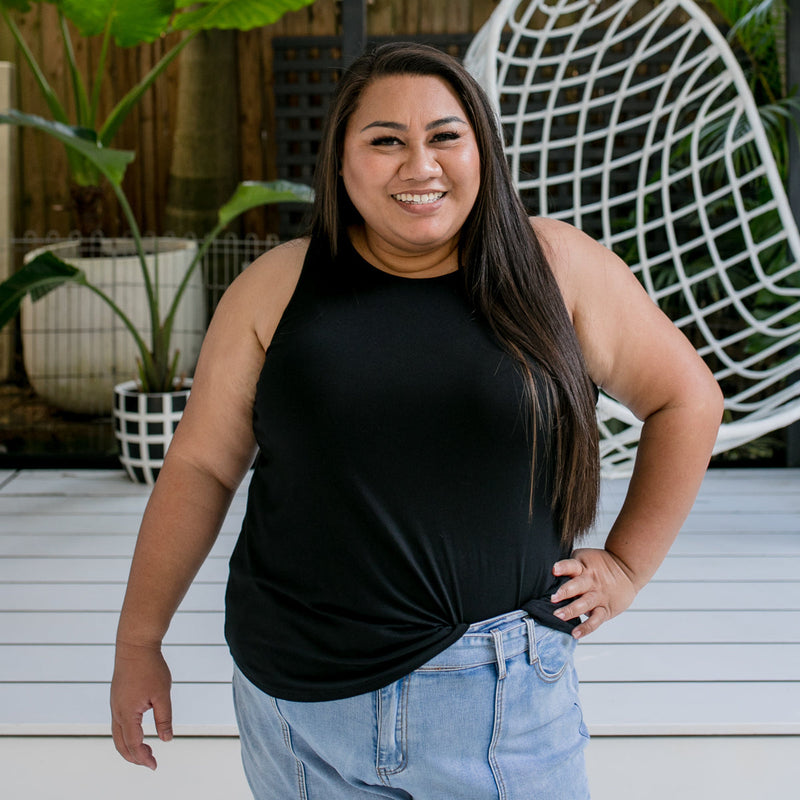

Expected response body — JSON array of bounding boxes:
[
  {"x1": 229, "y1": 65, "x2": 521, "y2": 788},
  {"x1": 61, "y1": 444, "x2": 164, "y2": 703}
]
[
  {"x1": 686, "y1": 370, "x2": 725, "y2": 448},
  {"x1": 703, "y1": 372, "x2": 725, "y2": 427}
]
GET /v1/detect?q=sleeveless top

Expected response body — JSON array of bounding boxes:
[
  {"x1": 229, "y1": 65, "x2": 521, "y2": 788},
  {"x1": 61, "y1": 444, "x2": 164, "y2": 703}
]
[{"x1": 224, "y1": 234, "x2": 577, "y2": 702}]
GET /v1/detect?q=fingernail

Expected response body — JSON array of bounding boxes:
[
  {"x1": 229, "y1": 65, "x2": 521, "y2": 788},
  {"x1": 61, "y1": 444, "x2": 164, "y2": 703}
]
[{"x1": 572, "y1": 629, "x2": 583, "y2": 639}]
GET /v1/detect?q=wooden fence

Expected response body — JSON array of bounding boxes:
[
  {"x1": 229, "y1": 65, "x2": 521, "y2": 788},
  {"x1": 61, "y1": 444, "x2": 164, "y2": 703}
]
[{"x1": 3, "y1": 0, "x2": 500, "y2": 240}]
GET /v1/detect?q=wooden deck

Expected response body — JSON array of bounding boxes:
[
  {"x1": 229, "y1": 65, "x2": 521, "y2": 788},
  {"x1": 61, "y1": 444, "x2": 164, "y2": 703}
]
[{"x1": 1, "y1": 467, "x2": 799, "y2": 797}]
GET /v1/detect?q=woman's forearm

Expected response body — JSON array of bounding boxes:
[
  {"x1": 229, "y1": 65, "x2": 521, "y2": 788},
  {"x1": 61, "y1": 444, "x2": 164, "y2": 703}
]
[
  {"x1": 552, "y1": 377, "x2": 722, "y2": 637},
  {"x1": 604, "y1": 385, "x2": 723, "y2": 589},
  {"x1": 115, "y1": 452, "x2": 238, "y2": 647}
]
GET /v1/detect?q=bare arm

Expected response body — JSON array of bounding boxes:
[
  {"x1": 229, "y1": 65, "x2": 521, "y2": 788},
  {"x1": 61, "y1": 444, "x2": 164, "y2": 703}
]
[
  {"x1": 534, "y1": 218, "x2": 724, "y2": 638},
  {"x1": 110, "y1": 240, "x2": 307, "y2": 768}
]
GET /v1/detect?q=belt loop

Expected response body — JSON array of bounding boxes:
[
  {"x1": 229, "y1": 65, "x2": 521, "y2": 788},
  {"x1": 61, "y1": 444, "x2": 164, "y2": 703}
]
[
  {"x1": 491, "y1": 628, "x2": 507, "y2": 680},
  {"x1": 525, "y1": 617, "x2": 536, "y2": 665}
]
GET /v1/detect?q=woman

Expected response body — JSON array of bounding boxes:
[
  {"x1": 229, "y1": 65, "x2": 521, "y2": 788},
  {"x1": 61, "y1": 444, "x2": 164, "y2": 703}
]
[{"x1": 111, "y1": 43, "x2": 723, "y2": 798}]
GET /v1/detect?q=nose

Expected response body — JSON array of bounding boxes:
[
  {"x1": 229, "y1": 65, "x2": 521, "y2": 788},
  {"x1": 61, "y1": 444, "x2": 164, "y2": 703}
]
[{"x1": 398, "y1": 144, "x2": 442, "y2": 181}]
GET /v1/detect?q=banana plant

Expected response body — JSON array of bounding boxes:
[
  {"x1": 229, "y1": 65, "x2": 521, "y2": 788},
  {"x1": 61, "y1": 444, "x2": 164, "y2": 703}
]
[
  {"x1": 706, "y1": 0, "x2": 800, "y2": 179},
  {"x1": 0, "y1": 110, "x2": 313, "y2": 392},
  {"x1": 1, "y1": 0, "x2": 316, "y2": 236}
]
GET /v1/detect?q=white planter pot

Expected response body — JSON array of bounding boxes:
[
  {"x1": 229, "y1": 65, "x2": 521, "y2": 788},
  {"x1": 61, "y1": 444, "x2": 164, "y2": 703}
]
[
  {"x1": 113, "y1": 379, "x2": 191, "y2": 485},
  {"x1": 21, "y1": 237, "x2": 205, "y2": 415}
]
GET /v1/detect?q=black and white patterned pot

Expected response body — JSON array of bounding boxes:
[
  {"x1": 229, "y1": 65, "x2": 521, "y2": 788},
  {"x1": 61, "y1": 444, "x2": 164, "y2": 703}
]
[{"x1": 113, "y1": 379, "x2": 191, "y2": 485}]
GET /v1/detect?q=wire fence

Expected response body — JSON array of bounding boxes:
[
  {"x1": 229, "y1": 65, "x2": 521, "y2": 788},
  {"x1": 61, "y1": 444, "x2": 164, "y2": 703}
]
[{"x1": 0, "y1": 233, "x2": 279, "y2": 465}]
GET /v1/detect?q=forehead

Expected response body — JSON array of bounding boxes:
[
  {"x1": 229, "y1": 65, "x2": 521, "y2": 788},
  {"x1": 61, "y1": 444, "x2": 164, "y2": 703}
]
[{"x1": 348, "y1": 74, "x2": 471, "y2": 127}]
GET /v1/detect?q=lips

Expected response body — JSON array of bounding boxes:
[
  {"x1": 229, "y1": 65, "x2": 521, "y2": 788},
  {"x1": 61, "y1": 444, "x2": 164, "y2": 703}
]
[{"x1": 392, "y1": 191, "x2": 445, "y2": 205}]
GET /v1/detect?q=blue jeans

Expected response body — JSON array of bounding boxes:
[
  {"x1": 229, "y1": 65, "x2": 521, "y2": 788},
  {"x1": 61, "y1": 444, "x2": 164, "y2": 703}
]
[{"x1": 232, "y1": 609, "x2": 591, "y2": 799}]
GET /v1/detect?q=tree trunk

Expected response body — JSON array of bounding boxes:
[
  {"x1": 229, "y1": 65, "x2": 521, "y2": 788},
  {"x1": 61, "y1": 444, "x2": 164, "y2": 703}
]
[{"x1": 165, "y1": 30, "x2": 240, "y2": 238}]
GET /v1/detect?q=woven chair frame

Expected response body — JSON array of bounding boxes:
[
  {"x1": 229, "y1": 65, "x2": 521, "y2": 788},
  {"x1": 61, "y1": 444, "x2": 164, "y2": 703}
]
[{"x1": 465, "y1": 0, "x2": 800, "y2": 475}]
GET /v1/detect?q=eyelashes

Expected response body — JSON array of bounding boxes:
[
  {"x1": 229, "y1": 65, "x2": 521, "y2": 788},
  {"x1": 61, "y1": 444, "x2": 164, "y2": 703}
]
[
  {"x1": 369, "y1": 135, "x2": 402, "y2": 146},
  {"x1": 368, "y1": 131, "x2": 462, "y2": 147}
]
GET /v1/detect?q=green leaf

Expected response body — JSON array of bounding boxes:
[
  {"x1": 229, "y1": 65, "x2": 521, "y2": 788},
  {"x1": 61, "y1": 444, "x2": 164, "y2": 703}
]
[
  {"x1": 0, "y1": 109, "x2": 135, "y2": 186},
  {"x1": 0, "y1": 0, "x2": 34, "y2": 12},
  {"x1": 59, "y1": 0, "x2": 174, "y2": 47},
  {"x1": 173, "y1": 0, "x2": 317, "y2": 32},
  {"x1": 0, "y1": 252, "x2": 84, "y2": 330},
  {"x1": 218, "y1": 180, "x2": 313, "y2": 227}
]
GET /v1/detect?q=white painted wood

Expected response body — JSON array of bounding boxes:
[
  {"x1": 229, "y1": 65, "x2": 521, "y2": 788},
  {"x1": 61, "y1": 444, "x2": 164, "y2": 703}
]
[
  {"x1": 588, "y1": 609, "x2": 800, "y2": 644},
  {"x1": 0, "y1": 611, "x2": 225, "y2": 644},
  {"x1": 580, "y1": 531, "x2": 800, "y2": 556},
  {"x1": 0, "y1": 555, "x2": 230, "y2": 582},
  {"x1": 0, "y1": 580, "x2": 225, "y2": 611},
  {"x1": 594, "y1": 510, "x2": 800, "y2": 533},
  {"x1": 0, "y1": 644, "x2": 233, "y2": 683},
  {"x1": 0, "y1": 533, "x2": 238, "y2": 557},
  {"x1": 0, "y1": 468, "x2": 798, "y2": 742},
  {"x1": 631, "y1": 581, "x2": 800, "y2": 610},
  {"x1": 586, "y1": 736, "x2": 800, "y2": 800},
  {"x1": 4, "y1": 641, "x2": 799, "y2": 685},
  {"x1": 0, "y1": 683, "x2": 238, "y2": 734},
  {"x1": 2, "y1": 679, "x2": 799, "y2": 736},
  {"x1": 1, "y1": 737, "x2": 251, "y2": 800},
  {"x1": 581, "y1": 682, "x2": 800, "y2": 735},
  {"x1": 576, "y1": 643, "x2": 800, "y2": 681},
  {"x1": 3, "y1": 607, "x2": 796, "y2": 647},
  {"x1": 0, "y1": 470, "x2": 152, "y2": 496},
  {"x1": 0, "y1": 492, "x2": 249, "y2": 515},
  {"x1": 0, "y1": 735, "x2": 798, "y2": 800},
  {"x1": 2, "y1": 575, "x2": 797, "y2": 613},
  {"x1": 8, "y1": 552, "x2": 798, "y2": 584},
  {"x1": 0, "y1": 62, "x2": 15, "y2": 381},
  {"x1": 651, "y1": 555, "x2": 800, "y2": 581},
  {"x1": 3, "y1": 512, "x2": 244, "y2": 535}
]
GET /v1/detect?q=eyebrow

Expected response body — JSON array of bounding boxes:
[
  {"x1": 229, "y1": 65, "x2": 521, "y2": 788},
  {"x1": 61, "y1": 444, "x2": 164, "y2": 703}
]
[{"x1": 359, "y1": 116, "x2": 467, "y2": 133}]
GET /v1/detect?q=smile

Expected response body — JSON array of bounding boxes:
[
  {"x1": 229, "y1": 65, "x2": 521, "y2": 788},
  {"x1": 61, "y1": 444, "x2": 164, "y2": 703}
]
[{"x1": 392, "y1": 192, "x2": 445, "y2": 205}]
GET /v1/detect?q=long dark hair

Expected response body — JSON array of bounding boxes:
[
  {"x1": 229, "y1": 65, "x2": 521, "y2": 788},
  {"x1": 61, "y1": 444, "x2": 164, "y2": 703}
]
[{"x1": 310, "y1": 42, "x2": 599, "y2": 547}]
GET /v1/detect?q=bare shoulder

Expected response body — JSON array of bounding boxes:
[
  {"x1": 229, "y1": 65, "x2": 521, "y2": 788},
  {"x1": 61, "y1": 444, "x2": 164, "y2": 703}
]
[
  {"x1": 217, "y1": 237, "x2": 309, "y2": 349},
  {"x1": 228, "y1": 236, "x2": 309, "y2": 296},
  {"x1": 528, "y1": 216, "x2": 615, "y2": 315}
]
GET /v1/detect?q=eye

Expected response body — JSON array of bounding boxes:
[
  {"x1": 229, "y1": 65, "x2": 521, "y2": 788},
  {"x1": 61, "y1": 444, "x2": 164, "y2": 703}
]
[
  {"x1": 431, "y1": 131, "x2": 461, "y2": 143},
  {"x1": 369, "y1": 135, "x2": 403, "y2": 147}
]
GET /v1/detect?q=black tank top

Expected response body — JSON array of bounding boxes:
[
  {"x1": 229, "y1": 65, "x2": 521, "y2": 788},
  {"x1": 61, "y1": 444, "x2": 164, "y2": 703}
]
[{"x1": 225, "y1": 235, "x2": 576, "y2": 701}]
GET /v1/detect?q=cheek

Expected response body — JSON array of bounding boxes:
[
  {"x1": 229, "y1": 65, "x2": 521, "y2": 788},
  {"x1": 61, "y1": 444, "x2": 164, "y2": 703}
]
[
  {"x1": 452, "y1": 152, "x2": 481, "y2": 209},
  {"x1": 450, "y1": 147, "x2": 481, "y2": 190},
  {"x1": 341, "y1": 152, "x2": 382, "y2": 198}
]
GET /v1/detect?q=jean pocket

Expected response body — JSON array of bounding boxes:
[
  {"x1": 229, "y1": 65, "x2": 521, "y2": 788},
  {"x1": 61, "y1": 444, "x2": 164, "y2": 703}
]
[{"x1": 531, "y1": 626, "x2": 576, "y2": 682}]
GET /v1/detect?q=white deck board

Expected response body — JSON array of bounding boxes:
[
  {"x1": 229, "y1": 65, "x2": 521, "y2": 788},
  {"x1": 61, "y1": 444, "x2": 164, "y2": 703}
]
[
  {"x1": 0, "y1": 467, "x2": 798, "y2": 739},
  {"x1": 3, "y1": 608, "x2": 797, "y2": 646},
  {"x1": 4, "y1": 641, "x2": 799, "y2": 684},
  {"x1": 6, "y1": 553, "x2": 799, "y2": 583}
]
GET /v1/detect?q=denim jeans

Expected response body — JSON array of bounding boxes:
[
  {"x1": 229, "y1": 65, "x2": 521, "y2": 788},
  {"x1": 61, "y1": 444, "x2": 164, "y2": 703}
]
[{"x1": 232, "y1": 609, "x2": 591, "y2": 799}]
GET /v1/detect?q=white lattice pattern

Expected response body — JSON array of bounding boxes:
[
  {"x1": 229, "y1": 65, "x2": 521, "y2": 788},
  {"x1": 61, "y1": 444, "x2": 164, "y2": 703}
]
[{"x1": 465, "y1": 0, "x2": 800, "y2": 475}]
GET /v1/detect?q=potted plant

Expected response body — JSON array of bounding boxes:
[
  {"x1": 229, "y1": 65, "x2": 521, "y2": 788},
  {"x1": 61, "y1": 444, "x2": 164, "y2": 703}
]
[
  {"x1": 0, "y1": 116, "x2": 313, "y2": 481},
  {"x1": 0, "y1": 0, "x2": 315, "y2": 413}
]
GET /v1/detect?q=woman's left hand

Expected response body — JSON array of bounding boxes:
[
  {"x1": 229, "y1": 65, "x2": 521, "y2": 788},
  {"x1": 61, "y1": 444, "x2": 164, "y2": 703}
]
[{"x1": 550, "y1": 548, "x2": 639, "y2": 639}]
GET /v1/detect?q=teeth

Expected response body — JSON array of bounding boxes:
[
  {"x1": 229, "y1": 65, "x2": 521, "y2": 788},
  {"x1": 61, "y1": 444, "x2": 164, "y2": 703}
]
[{"x1": 393, "y1": 192, "x2": 444, "y2": 204}]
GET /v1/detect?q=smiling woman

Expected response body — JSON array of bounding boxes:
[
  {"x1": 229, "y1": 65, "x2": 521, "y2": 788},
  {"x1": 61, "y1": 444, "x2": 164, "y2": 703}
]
[
  {"x1": 340, "y1": 74, "x2": 480, "y2": 275},
  {"x1": 110, "y1": 42, "x2": 723, "y2": 800}
]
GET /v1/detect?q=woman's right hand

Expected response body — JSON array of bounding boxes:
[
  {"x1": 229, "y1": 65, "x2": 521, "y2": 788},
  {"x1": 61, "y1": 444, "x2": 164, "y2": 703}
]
[{"x1": 110, "y1": 641, "x2": 173, "y2": 770}]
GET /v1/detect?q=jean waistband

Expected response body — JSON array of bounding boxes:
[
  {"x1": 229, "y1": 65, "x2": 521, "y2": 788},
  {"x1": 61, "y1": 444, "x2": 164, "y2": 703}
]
[{"x1": 416, "y1": 609, "x2": 550, "y2": 679}]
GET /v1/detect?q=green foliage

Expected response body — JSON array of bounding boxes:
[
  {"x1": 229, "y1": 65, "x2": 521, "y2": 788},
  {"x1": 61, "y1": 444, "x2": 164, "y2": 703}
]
[
  {"x1": 171, "y1": 0, "x2": 318, "y2": 31},
  {"x1": 0, "y1": 108, "x2": 314, "y2": 389},
  {"x1": 706, "y1": 0, "x2": 800, "y2": 177},
  {"x1": 0, "y1": 251, "x2": 82, "y2": 330},
  {"x1": 0, "y1": 4, "x2": 317, "y2": 392},
  {"x1": 0, "y1": 0, "x2": 317, "y2": 201}
]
